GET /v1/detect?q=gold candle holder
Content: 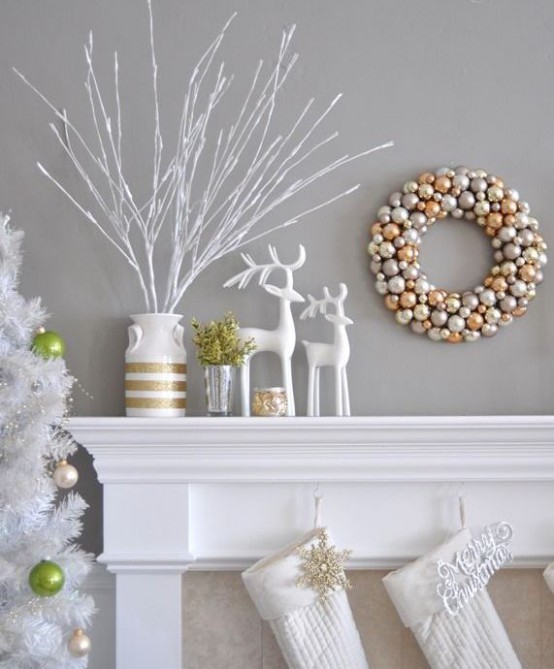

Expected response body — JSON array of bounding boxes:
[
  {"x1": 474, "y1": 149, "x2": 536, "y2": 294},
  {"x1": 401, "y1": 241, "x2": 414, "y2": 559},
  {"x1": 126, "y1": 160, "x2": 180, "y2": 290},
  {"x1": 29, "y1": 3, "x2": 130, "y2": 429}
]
[{"x1": 252, "y1": 387, "x2": 288, "y2": 417}]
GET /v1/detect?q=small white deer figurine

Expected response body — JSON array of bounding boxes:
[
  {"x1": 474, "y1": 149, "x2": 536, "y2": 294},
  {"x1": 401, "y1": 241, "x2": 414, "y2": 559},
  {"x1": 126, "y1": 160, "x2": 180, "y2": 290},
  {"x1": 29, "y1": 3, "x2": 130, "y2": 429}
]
[
  {"x1": 223, "y1": 244, "x2": 306, "y2": 416},
  {"x1": 300, "y1": 283, "x2": 353, "y2": 417}
]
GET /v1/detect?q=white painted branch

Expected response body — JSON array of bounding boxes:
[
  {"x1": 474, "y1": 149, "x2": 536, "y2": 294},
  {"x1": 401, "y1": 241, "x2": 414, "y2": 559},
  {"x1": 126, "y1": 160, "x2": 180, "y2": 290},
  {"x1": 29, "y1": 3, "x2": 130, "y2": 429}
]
[{"x1": 16, "y1": 10, "x2": 392, "y2": 314}]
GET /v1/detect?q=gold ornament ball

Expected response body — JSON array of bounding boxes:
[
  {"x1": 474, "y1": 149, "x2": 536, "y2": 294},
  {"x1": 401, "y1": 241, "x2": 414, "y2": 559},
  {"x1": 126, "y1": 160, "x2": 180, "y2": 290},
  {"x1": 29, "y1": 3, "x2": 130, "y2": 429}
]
[
  {"x1": 68, "y1": 629, "x2": 91, "y2": 657},
  {"x1": 425, "y1": 200, "x2": 441, "y2": 219},
  {"x1": 445, "y1": 295, "x2": 461, "y2": 313},
  {"x1": 397, "y1": 246, "x2": 416, "y2": 262},
  {"x1": 418, "y1": 171, "x2": 435, "y2": 185},
  {"x1": 53, "y1": 460, "x2": 79, "y2": 489},
  {"x1": 467, "y1": 313, "x2": 484, "y2": 331},
  {"x1": 434, "y1": 175, "x2": 452, "y2": 193},
  {"x1": 501, "y1": 199, "x2": 517, "y2": 215},
  {"x1": 399, "y1": 291, "x2": 417, "y2": 309},
  {"x1": 428, "y1": 290, "x2": 445, "y2": 306},
  {"x1": 519, "y1": 265, "x2": 536, "y2": 282},
  {"x1": 491, "y1": 276, "x2": 508, "y2": 292},
  {"x1": 384, "y1": 295, "x2": 399, "y2": 311},
  {"x1": 486, "y1": 212, "x2": 503, "y2": 230},
  {"x1": 383, "y1": 223, "x2": 400, "y2": 240},
  {"x1": 418, "y1": 183, "x2": 434, "y2": 200}
]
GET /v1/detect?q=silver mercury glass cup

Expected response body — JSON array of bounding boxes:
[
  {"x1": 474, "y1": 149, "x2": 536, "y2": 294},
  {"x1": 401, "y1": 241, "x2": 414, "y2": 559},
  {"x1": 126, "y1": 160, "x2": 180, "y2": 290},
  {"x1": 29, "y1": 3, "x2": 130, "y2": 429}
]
[{"x1": 204, "y1": 365, "x2": 235, "y2": 416}]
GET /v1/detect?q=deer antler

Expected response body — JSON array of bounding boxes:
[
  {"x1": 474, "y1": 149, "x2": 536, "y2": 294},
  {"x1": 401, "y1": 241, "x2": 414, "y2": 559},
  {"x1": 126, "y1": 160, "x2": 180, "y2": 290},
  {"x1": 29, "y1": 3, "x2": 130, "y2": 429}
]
[
  {"x1": 269, "y1": 244, "x2": 306, "y2": 271},
  {"x1": 300, "y1": 288, "x2": 331, "y2": 319},
  {"x1": 299, "y1": 283, "x2": 348, "y2": 319},
  {"x1": 223, "y1": 244, "x2": 306, "y2": 290},
  {"x1": 322, "y1": 283, "x2": 348, "y2": 304}
]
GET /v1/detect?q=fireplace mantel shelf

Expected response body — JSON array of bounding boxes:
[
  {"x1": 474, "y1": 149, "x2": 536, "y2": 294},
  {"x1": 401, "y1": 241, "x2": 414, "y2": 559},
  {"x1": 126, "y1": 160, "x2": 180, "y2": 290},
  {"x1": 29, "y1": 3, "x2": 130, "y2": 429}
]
[
  {"x1": 70, "y1": 415, "x2": 554, "y2": 669},
  {"x1": 70, "y1": 414, "x2": 554, "y2": 482}
]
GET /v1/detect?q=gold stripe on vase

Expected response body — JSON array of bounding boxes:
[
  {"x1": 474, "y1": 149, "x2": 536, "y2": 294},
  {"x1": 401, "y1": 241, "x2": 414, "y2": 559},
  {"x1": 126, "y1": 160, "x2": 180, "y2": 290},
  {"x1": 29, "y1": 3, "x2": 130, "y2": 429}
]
[
  {"x1": 125, "y1": 397, "x2": 187, "y2": 410},
  {"x1": 125, "y1": 362, "x2": 187, "y2": 375},
  {"x1": 125, "y1": 380, "x2": 187, "y2": 392}
]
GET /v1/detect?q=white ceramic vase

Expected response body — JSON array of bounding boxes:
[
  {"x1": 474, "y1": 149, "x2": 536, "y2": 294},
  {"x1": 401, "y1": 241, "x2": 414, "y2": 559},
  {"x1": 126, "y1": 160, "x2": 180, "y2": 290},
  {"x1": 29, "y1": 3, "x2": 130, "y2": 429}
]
[{"x1": 125, "y1": 313, "x2": 187, "y2": 417}]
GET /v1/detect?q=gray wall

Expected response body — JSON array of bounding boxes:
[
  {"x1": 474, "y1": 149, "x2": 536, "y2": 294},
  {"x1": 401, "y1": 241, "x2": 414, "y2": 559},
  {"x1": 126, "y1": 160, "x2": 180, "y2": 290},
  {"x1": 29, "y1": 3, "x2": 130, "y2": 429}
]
[{"x1": 1, "y1": 0, "x2": 553, "y2": 553}]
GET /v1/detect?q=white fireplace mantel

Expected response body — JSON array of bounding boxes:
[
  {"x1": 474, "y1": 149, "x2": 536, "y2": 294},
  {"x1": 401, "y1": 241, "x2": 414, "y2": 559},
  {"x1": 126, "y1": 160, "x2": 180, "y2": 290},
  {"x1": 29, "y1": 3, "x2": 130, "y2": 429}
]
[{"x1": 70, "y1": 415, "x2": 554, "y2": 669}]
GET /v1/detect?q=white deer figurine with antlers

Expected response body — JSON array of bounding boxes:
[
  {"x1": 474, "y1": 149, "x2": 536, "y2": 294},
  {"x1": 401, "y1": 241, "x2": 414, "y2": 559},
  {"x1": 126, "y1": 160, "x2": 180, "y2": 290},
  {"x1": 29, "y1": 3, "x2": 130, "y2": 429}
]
[
  {"x1": 223, "y1": 244, "x2": 306, "y2": 416},
  {"x1": 300, "y1": 283, "x2": 353, "y2": 416}
]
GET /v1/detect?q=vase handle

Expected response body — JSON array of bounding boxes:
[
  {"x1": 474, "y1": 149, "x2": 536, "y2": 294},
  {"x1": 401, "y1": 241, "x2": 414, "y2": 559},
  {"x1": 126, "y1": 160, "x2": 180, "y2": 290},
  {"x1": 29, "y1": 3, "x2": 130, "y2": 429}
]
[
  {"x1": 127, "y1": 323, "x2": 143, "y2": 354},
  {"x1": 173, "y1": 323, "x2": 185, "y2": 347}
]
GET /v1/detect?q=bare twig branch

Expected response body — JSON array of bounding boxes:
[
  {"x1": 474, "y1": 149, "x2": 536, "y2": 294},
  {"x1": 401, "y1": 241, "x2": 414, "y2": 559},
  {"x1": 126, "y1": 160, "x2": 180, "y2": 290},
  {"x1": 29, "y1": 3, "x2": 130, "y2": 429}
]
[{"x1": 16, "y1": 5, "x2": 392, "y2": 313}]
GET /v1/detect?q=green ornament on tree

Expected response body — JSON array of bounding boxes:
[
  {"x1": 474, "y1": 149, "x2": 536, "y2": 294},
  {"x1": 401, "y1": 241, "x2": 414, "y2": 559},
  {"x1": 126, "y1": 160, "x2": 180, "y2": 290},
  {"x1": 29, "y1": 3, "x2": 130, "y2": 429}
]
[
  {"x1": 29, "y1": 559, "x2": 65, "y2": 597},
  {"x1": 32, "y1": 329, "x2": 66, "y2": 359}
]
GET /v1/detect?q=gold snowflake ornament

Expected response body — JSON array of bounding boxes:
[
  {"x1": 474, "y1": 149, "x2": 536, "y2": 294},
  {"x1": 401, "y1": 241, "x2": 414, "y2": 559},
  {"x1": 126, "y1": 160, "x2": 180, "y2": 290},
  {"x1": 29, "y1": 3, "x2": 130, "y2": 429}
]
[{"x1": 296, "y1": 529, "x2": 352, "y2": 603}]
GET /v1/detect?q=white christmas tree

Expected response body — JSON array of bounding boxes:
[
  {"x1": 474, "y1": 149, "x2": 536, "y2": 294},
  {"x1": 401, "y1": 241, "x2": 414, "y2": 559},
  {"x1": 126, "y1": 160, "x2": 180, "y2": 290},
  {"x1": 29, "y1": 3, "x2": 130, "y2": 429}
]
[{"x1": 0, "y1": 215, "x2": 94, "y2": 668}]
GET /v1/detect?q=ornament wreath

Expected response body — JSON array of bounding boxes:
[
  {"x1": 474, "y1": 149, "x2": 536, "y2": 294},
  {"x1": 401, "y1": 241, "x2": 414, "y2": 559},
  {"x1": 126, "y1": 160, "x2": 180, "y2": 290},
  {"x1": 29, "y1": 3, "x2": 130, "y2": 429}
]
[{"x1": 368, "y1": 166, "x2": 547, "y2": 343}]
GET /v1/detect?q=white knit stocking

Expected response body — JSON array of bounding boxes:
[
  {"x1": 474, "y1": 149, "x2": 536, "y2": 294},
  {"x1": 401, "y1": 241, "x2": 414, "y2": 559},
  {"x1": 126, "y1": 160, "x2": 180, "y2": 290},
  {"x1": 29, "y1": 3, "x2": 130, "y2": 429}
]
[
  {"x1": 383, "y1": 530, "x2": 521, "y2": 669},
  {"x1": 243, "y1": 528, "x2": 368, "y2": 669}
]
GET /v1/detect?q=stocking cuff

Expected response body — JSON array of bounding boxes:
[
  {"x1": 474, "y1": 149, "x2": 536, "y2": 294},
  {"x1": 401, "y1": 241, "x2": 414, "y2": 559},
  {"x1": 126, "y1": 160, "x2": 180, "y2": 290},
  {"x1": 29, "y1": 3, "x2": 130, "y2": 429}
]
[
  {"x1": 383, "y1": 529, "x2": 472, "y2": 627},
  {"x1": 243, "y1": 527, "x2": 328, "y2": 620}
]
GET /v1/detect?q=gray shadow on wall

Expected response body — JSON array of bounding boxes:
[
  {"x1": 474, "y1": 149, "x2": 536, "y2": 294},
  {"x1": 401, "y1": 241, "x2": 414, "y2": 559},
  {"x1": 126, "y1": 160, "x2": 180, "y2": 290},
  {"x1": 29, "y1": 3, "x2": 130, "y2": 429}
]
[{"x1": 71, "y1": 443, "x2": 103, "y2": 556}]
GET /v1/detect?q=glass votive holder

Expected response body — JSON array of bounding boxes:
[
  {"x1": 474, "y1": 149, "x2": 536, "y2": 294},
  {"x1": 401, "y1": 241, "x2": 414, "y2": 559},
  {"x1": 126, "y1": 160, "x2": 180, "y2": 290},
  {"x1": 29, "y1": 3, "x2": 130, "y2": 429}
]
[{"x1": 252, "y1": 387, "x2": 288, "y2": 416}]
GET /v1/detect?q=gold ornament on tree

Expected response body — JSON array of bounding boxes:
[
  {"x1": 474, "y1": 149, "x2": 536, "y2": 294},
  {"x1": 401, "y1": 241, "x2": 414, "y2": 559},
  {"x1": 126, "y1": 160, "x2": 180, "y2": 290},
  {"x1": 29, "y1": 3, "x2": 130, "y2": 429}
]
[
  {"x1": 296, "y1": 528, "x2": 352, "y2": 603},
  {"x1": 53, "y1": 460, "x2": 79, "y2": 489},
  {"x1": 68, "y1": 629, "x2": 91, "y2": 657}
]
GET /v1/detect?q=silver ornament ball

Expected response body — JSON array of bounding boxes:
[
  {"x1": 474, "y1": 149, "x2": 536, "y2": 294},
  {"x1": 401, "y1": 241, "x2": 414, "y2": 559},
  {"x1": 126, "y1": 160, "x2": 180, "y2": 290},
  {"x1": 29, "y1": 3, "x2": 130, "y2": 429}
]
[{"x1": 458, "y1": 191, "x2": 476, "y2": 210}]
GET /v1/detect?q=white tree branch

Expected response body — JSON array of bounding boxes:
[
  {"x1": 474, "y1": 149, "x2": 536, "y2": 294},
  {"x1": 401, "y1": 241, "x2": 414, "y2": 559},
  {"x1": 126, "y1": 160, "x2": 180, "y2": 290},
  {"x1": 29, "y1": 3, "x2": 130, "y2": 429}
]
[{"x1": 16, "y1": 8, "x2": 392, "y2": 314}]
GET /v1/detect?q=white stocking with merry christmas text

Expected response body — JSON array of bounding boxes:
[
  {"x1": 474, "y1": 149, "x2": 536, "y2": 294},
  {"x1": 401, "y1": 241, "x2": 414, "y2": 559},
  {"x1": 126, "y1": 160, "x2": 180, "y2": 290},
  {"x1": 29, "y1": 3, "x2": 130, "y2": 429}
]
[{"x1": 383, "y1": 529, "x2": 520, "y2": 669}]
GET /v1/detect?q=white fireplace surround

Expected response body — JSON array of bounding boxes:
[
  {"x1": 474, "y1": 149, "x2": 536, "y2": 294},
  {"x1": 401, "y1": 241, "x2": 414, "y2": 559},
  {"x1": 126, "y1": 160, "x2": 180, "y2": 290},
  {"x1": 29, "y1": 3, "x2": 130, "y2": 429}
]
[{"x1": 70, "y1": 415, "x2": 554, "y2": 669}]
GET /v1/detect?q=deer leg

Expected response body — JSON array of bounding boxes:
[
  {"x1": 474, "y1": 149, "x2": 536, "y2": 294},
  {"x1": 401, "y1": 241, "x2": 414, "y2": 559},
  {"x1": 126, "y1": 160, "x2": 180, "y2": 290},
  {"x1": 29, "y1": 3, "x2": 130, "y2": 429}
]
[
  {"x1": 240, "y1": 358, "x2": 251, "y2": 416},
  {"x1": 334, "y1": 365, "x2": 342, "y2": 416},
  {"x1": 306, "y1": 363, "x2": 315, "y2": 417},
  {"x1": 282, "y1": 355, "x2": 295, "y2": 416},
  {"x1": 314, "y1": 366, "x2": 320, "y2": 417},
  {"x1": 341, "y1": 367, "x2": 351, "y2": 417}
]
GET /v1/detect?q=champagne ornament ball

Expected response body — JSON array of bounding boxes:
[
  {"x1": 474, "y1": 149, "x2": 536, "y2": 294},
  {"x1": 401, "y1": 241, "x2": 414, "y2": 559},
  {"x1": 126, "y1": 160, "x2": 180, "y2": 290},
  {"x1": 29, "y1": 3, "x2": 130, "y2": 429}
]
[
  {"x1": 68, "y1": 629, "x2": 91, "y2": 657},
  {"x1": 53, "y1": 460, "x2": 79, "y2": 489}
]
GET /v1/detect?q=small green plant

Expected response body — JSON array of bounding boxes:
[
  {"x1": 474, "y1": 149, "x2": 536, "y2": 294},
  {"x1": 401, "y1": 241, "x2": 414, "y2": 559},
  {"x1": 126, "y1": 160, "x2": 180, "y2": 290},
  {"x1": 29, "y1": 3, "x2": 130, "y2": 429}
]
[{"x1": 191, "y1": 312, "x2": 256, "y2": 367}]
